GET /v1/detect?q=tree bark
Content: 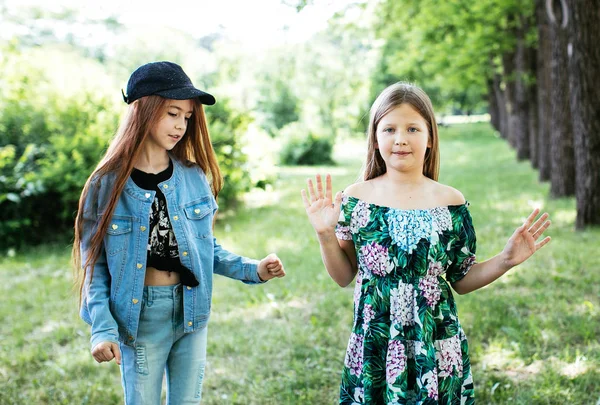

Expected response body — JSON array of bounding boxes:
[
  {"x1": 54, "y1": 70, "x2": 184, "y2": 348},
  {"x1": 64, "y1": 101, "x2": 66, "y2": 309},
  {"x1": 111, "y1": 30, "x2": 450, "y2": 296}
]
[
  {"x1": 502, "y1": 49, "x2": 518, "y2": 148},
  {"x1": 493, "y1": 72, "x2": 509, "y2": 140},
  {"x1": 548, "y1": 0, "x2": 575, "y2": 197},
  {"x1": 487, "y1": 77, "x2": 500, "y2": 133},
  {"x1": 514, "y1": 16, "x2": 531, "y2": 160},
  {"x1": 536, "y1": 0, "x2": 552, "y2": 181},
  {"x1": 567, "y1": 0, "x2": 600, "y2": 228},
  {"x1": 528, "y1": 46, "x2": 539, "y2": 169}
]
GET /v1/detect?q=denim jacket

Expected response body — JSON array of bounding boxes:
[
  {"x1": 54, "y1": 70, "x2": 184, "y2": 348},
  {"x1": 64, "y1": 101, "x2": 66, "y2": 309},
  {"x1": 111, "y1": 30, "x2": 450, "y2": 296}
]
[{"x1": 79, "y1": 156, "x2": 262, "y2": 349}]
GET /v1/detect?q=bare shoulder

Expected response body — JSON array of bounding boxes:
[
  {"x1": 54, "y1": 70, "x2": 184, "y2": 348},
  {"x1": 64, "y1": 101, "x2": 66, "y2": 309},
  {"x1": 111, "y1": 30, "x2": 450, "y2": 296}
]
[
  {"x1": 343, "y1": 180, "x2": 376, "y2": 200},
  {"x1": 432, "y1": 182, "x2": 466, "y2": 206}
]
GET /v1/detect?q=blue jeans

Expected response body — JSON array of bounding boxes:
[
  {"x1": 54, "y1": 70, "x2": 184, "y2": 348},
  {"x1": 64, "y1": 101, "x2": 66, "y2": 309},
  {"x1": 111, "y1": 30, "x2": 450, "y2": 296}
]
[{"x1": 119, "y1": 284, "x2": 208, "y2": 404}]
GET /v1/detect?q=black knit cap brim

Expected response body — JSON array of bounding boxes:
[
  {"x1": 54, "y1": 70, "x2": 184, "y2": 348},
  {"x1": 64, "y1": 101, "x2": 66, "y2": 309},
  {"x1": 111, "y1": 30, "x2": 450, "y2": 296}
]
[{"x1": 155, "y1": 87, "x2": 216, "y2": 105}]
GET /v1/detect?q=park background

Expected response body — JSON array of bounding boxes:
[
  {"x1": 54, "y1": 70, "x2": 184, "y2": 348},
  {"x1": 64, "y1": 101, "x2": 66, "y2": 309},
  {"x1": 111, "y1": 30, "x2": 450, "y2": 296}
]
[{"x1": 1, "y1": 0, "x2": 599, "y2": 403}]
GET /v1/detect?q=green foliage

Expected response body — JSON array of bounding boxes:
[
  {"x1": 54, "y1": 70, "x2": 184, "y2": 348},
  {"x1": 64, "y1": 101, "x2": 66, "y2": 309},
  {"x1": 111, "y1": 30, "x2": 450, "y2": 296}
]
[
  {"x1": 372, "y1": 0, "x2": 535, "y2": 113},
  {"x1": 0, "y1": 43, "x2": 260, "y2": 247},
  {"x1": 205, "y1": 98, "x2": 258, "y2": 208},
  {"x1": 256, "y1": 77, "x2": 300, "y2": 137},
  {"x1": 0, "y1": 45, "x2": 120, "y2": 247},
  {"x1": 279, "y1": 122, "x2": 335, "y2": 166}
]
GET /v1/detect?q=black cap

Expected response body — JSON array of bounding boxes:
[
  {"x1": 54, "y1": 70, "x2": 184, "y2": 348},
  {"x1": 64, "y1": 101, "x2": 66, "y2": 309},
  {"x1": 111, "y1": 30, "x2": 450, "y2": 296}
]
[{"x1": 122, "y1": 61, "x2": 216, "y2": 105}]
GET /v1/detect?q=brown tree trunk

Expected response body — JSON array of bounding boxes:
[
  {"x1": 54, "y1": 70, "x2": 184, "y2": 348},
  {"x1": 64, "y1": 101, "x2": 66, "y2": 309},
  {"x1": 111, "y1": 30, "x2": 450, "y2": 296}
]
[
  {"x1": 548, "y1": 0, "x2": 575, "y2": 197},
  {"x1": 528, "y1": 46, "x2": 539, "y2": 169},
  {"x1": 514, "y1": 16, "x2": 531, "y2": 161},
  {"x1": 493, "y1": 72, "x2": 509, "y2": 140},
  {"x1": 487, "y1": 77, "x2": 500, "y2": 133},
  {"x1": 502, "y1": 50, "x2": 518, "y2": 148},
  {"x1": 567, "y1": 0, "x2": 600, "y2": 228},
  {"x1": 536, "y1": 0, "x2": 552, "y2": 181}
]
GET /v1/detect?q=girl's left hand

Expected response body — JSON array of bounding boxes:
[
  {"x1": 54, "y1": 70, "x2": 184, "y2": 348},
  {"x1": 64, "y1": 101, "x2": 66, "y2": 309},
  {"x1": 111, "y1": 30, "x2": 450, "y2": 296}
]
[
  {"x1": 257, "y1": 253, "x2": 286, "y2": 281},
  {"x1": 502, "y1": 208, "x2": 552, "y2": 269}
]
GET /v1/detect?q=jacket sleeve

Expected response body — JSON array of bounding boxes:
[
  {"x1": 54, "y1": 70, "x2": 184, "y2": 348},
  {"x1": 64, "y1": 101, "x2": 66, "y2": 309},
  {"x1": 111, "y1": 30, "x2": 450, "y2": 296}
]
[
  {"x1": 79, "y1": 180, "x2": 120, "y2": 349},
  {"x1": 212, "y1": 237, "x2": 264, "y2": 284}
]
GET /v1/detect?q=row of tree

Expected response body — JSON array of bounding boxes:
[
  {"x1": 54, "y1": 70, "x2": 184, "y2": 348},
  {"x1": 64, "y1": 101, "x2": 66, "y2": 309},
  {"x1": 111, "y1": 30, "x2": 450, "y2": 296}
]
[{"x1": 369, "y1": 0, "x2": 599, "y2": 229}]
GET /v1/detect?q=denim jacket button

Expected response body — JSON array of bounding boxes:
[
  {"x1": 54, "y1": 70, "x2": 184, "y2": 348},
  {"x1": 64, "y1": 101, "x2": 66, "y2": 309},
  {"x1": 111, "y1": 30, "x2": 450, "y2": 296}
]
[
  {"x1": 182, "y1": 251, "x2": 188, "y2": 256},
  {"x1": 136, "y1": 263, "x2": 143, "y2": 269},
  {"x1": 187, "y1": 286, "x2": 192, "y2": 290},
  {"x1": 132, "y1": 299, "x2": 139, "y2": 304},
  {"x1": 187, "y1": 321, "x2": 192, "y2": 326},
  {"x1": 173, "y1": 215, "x2": 179, "y2": 221}
]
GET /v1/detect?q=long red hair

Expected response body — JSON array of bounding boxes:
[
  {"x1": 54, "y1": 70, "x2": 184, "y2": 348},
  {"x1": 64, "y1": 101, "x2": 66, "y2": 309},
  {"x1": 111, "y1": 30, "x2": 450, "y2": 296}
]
[{"x1": 72, "y1": 96, "x2": 222, "y2": 306}]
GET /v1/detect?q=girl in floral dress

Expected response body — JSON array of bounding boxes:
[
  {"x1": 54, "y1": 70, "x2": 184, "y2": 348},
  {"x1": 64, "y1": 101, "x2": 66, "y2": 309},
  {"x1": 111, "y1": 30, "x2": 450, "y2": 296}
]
[{"x1": 301, "y1": 82, "x2": 552, "y2": 404}]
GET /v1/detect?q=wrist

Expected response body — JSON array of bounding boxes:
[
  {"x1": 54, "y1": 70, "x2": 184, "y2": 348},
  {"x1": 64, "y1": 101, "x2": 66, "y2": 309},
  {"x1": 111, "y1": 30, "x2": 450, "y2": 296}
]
[
  {"x1": 499, "y1": 251, "x2": 514, "y2": 272},
  {"x1": 316, "y1": 228, "x2": 337, "y2": 242}
]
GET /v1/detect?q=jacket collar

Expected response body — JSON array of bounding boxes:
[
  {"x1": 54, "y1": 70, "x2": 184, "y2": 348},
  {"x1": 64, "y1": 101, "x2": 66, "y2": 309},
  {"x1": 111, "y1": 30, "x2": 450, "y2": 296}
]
[{"x1": 124, "y1": 154, "x2": 183, "y2": 201}]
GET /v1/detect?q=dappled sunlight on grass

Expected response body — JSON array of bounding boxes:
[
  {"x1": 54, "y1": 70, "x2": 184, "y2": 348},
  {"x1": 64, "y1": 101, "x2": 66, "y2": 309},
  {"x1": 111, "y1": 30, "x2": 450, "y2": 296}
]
[
  {"x1": 212, "y1": 297, "x2": 312, "y2": 323},
  {"x1": 552, "y1": 208, "x2": 578, "y2": 227}
]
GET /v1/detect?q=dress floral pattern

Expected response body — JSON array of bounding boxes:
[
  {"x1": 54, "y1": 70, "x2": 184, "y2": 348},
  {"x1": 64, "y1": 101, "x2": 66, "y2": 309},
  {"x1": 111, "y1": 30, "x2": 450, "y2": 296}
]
[{"x1": 336, "y1": 195, "x2": 477, "y2": 405}]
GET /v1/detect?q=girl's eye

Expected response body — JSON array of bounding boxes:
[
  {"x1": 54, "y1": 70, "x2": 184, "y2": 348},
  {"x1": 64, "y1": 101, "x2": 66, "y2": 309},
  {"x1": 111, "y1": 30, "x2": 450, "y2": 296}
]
[
  {"x1": 383, "y1": 127, "x2": 394, "y2": 133},
  {"x1": 408, "y1": 127, "x2": 418, "y2": 133},
  {"x1": 168, "y1": 112, "x2": 177, "y2": 117}
]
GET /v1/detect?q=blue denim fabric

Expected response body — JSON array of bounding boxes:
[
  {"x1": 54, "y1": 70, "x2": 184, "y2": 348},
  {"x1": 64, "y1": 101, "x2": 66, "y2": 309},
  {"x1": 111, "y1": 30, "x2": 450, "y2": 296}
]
[
  {"x1": 79, "y1": 156, "x2": 263, "y2": 349},
  {"x1": 119, "y1": 284, "x2": 208, "y2": 404}
]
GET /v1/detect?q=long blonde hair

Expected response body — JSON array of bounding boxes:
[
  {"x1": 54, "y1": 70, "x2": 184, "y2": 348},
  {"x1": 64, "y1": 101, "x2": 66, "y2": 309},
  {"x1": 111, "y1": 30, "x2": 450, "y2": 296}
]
[
  {"x1": 72, "y1": 95, "x2": 222, "y2": 306},
  {"x1": 363, "y1": 82, "x2": 440, "y2": 181}
]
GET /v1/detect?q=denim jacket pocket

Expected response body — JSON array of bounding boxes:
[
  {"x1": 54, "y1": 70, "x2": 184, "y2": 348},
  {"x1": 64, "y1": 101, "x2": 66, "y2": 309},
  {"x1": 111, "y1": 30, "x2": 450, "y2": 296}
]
[
  {"x1": 105, "y1": 216, "x2": 133, "y2": 256},
  {"x1": 183, "y1": 197, "x2": 213, "y2": 239}
]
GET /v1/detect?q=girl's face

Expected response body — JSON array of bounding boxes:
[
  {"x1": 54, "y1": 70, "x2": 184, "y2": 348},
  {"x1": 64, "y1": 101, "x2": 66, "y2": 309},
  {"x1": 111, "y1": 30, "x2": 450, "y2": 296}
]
[
  {"x1": 375, "y1": 103, "x2": 431, "y2": 175},
  {"x1": 147, "y1": 99, "x2": 193, "y2": 151}
]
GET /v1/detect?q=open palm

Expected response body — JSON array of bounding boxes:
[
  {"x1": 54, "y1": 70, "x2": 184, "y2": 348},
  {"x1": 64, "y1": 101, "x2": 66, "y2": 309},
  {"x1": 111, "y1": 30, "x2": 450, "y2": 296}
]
[
  {"x1": 503, "y1": 208, "x2": 552, "y2": 268},
  {"x1": 301, "y1": 174, "x2": 343, "y2": 234}
]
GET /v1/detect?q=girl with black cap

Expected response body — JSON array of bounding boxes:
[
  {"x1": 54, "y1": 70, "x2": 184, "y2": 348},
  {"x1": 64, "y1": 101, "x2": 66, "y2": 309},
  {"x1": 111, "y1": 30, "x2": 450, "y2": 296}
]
[{"x1": 73, "y1": 61, "x2": 285, "y2": 404}]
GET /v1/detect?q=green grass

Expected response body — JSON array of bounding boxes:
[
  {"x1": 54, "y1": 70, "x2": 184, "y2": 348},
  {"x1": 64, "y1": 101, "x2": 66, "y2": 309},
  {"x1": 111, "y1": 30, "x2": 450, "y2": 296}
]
[{"x1": 1, "y1": 122, "x2": 599, "y2": 404}]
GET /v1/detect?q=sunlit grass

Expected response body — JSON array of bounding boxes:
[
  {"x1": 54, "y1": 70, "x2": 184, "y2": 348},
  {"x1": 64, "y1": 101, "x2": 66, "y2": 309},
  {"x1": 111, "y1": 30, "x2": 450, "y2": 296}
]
[{"x1": 1, "y1": 123, "x2": 598, "y2": 404}]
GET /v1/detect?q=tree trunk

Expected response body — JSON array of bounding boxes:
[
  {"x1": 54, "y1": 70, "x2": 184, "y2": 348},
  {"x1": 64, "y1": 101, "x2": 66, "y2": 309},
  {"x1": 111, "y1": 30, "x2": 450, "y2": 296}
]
[
  {"x1": 549, "y1": 0, "x2": 575, "y2": 197},
  {"x1": 567, "y1": 0, "x2": 600, "y2": 228},
  {"x1": 493, "y1": 72, "x2": 508, "y2": 140},
  {"x1": 528, "y1": 46, "x2": 539, "y2": 169},
  {"x1": 514, "y1": 16, "x2": 531, "y2": 161},
  {"x1": 502, "y1": 50, "x2": 518, "y2": 148},
  {"x1": 536, "y1": 0, "x2": 552, "y2": 181},
  {"x1": 487, "y1": 77, "x2": 500, "y2": 133}
]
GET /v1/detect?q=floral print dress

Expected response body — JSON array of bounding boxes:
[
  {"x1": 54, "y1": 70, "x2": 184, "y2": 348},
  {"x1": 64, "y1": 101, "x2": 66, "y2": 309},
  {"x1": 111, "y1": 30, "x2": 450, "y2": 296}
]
[{"x1": 335, "y1": 195, "x2": 477, "y2": 405}]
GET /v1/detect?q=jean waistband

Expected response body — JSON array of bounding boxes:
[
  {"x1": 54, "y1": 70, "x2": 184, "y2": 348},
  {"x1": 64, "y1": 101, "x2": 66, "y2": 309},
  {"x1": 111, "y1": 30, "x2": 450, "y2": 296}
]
[{"x1": 143, "y1": 283, "x2": 182, "y2": 301}]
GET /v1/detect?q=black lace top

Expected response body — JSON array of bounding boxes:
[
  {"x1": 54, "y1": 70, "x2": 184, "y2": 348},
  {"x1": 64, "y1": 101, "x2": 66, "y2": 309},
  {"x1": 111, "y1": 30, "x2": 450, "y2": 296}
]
[{"x1": 130, "y1": 160, "x2": 199, "y2": 287}]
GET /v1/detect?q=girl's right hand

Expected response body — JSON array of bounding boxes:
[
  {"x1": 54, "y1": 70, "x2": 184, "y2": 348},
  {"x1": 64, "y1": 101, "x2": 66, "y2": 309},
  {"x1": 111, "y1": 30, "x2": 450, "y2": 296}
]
[
  {"x1": 301, "y1": 174, "x2": 343, "y2": 235},
  {"x1": 92, "y1": 341, "x2": 121, "y2": 365}
]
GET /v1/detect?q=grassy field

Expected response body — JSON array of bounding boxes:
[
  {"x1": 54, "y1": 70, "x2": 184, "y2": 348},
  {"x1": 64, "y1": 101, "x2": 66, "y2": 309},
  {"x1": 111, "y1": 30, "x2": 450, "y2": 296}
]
[{"x1": 1, "y1": 123, "x2": 599, "y2": 404}]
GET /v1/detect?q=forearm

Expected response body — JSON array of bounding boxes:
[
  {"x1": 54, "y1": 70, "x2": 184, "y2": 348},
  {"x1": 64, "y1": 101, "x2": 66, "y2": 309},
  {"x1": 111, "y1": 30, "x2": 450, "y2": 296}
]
[
  {"x1": 213, "y1": 238, "x2": 263, "y2": 284},
  {"x1": 451, "y1": 252, "x2": 512, "y2": 295},
  {"x1": 317, "y1": 231, "x2": 356, "y2": 288}
]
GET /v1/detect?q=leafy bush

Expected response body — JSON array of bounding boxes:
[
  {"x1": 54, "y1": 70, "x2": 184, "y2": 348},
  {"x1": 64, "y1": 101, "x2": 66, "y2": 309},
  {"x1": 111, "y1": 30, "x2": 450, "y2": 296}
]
[
  {"x1": 0, "y1": 44, "x2": 268, "y2": 247},
  {"x1": 279, "y1": 122, "x2": 335, "y2": 166},
  {"x1": 205, "y1": 98, "x2": 259, "y2": 208},
  {"x1": 0, "y1": 46, "x2": 120, "y2": 247}
]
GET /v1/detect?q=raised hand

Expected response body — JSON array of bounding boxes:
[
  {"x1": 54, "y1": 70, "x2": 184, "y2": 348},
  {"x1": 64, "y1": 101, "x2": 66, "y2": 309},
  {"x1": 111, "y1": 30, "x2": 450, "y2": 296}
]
[
  {"x1": 502, "y1": 208, "x2": 551, "y2": 268},
  {"x1": 301, "y1": 174, "x2": 342, "y2": 235}
]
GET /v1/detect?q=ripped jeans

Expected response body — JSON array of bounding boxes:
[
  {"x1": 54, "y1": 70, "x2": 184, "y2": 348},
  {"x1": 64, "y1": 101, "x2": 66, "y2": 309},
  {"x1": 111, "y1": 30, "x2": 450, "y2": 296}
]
[{"x1": 119, "y1": 284, "x2": 208, "y2": 405}]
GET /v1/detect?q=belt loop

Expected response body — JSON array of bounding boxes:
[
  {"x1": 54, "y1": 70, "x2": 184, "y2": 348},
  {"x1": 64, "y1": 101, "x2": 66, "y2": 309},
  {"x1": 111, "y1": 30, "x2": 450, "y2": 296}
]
[{"x1": 147, "y1": 285, "x2": 153, "y2": 304}]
